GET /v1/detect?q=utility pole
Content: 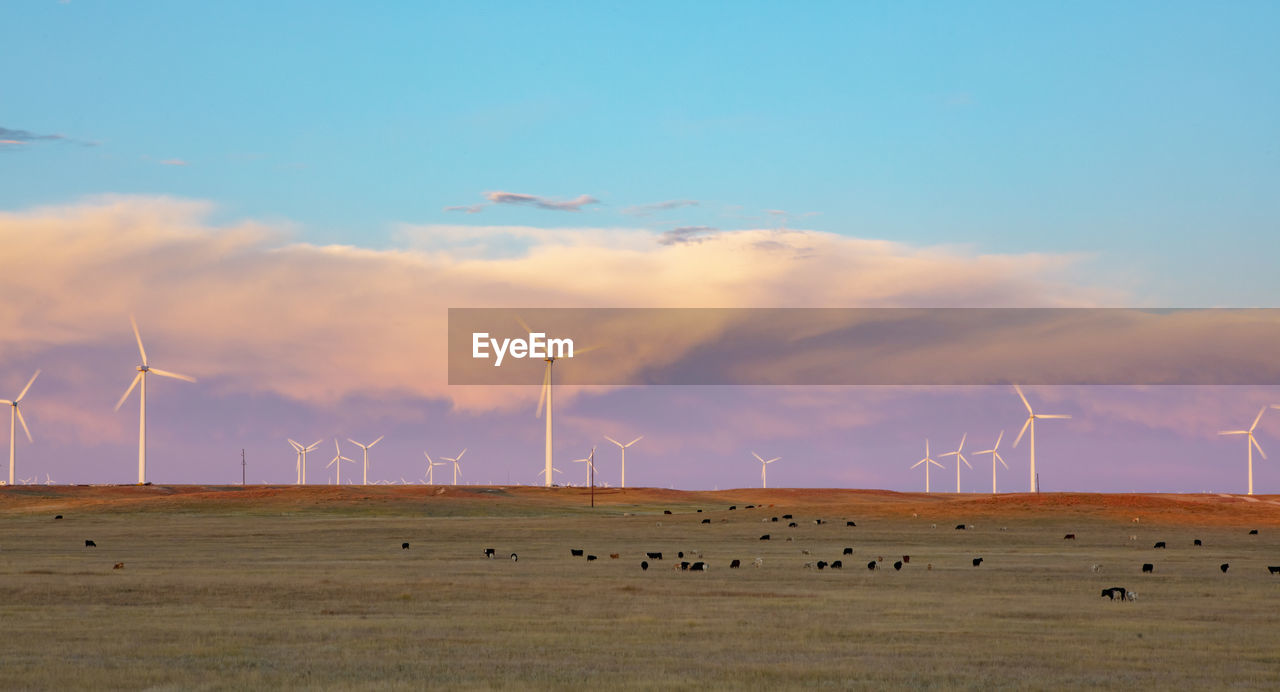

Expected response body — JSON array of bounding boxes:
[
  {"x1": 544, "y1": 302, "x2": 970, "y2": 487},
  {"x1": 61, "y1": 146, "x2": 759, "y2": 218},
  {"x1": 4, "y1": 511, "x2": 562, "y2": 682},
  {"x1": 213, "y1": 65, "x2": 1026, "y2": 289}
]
[{"x1": 241, "y1": 449, "x2": 246, "y2": 486}]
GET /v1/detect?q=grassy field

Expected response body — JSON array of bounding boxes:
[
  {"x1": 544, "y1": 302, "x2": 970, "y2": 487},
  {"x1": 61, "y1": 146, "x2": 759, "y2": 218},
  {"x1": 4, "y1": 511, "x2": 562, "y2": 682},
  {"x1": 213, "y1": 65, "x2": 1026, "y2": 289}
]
[{"x1": 2, "y1": 486, "x2": 1280, "y2": 689}]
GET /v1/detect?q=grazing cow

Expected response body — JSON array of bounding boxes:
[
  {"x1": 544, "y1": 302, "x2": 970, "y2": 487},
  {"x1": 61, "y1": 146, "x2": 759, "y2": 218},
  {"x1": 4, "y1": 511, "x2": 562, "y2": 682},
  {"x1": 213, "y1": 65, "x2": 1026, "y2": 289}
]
[
  {"x1": 1220, "y1": 563, "x2": 1230, "y2": 573},
  {"x1": 877, "y1": 556, "x2": 884, "y2": 563},
  {"x1": 571, "y1": 549, "x2": 585, "y2": 557},
  {"x1": 663, "y1": 510, "x2": 672, "y2": 515},
  {"x1": 801, "y1": 549, "x2": 810, "y2": 556},
  {"x1": 641, "y1": 561, "x2": 649, "y2": 571},
  {"x1": 1142, "y1": 563, "x2": 1154, "y2": 573},
  {"x1": 85, "y1": 540, "x2": 96, "y2": 548},
  {"x1": 927, "y1": 564, "x2": 933, "y2": 571},
  {"x1": 843, "y1": 547, "x2": 853, "y2": 555},
  {"x1": 1267, "y1": 566, "x2": 1280, "y2": 574},
  {"x1": 680, "y1": 561, "x2": 690, "y2": 571},
  {"x1": 804, "y1": 562, "x2": 815, "y2": 569},
  {"x1": 484, "y1": 548, "x2": 496, "y2": 558},
  {"x1": 1127, "y1": 591, "x2": 1137, "y2": 601},
  {"x1": 816, "y1": 561, "x2": 827, "y2": 570},
  {"x1": 753, "y1": 557, "x2": 763, "y2": 568},
  {"x1": 691, "y1": 561, "x2": 707, "y2": 571},
  {"x1": 1100, "y1": 587, "x2": 1128, "y2": 601},
  {"x1": 1153, "y1": 541, "x2": 1166, "y2": 549},
  {"x1": 701, "y1": 519, "x2": 711, "y2": 524},
  {"x1": 402, "y1": 543, "x2": 410, "y2": 550},
  {"x1": 831, "y1": 561, "x2": 842, "y2": 569},
  {"x1": 893, "y1": 561, "x2": 903, "y2": 571},
  {"x1": 113, "y1": 562, "x2": 124, "y2": 570},
  {"x1": 696, "y1": 509, "x2": 702, "y2": 513},
  {"x1": 846, "y1": 521, "x2": 856, "y2": 527},
  {"x1": 788, "y1": 522, "x2": 798, "y2": 528},
  {"x1": 1091, "y1": 564, "x2": 1102, "y2": 573},
  {"x1": 813, "y1": 519, "x2": 824, "y2": 525},
  {"x1": 1064, "y1": 534, "x2": 1076, "y2": 540},
  {"x1": 586, "y1": 555, "x2": 598, "y2": 561},
  {"x1": 902, "y1": 555, "x2": 911, "y2": 563},
  {"x1": 646, "y1": 552, "x2": 663, "y2": 560},
  {"x1": 785, "y1": 537, "x2": 793, "y2": 542},
  {"x1": 729, "y1": 506, "x2": 737, "y2": 511},
  {"x1": 1129, "y1": 535, "x2": 1138, "y2": 541},
  {"x1": 931, "y1": 524, "x2": 937, "y2": 529},
  {"x1": 771, "y1": 517, "x2": 779, "y2": 522},
  {"x1": 1194, "y1": 539, "x2": 1202, "y2": 546},
  {"x1": 972, "y1": 557, "x2": 983, "y2": 567},
  {"x1": 760, "y1": 534, "x2": 770, "y2": 541},
  {"x1": 609, "y1": 553, "x2": 620, "y2": 559},
  {"x1": 54, "y1": 515, "x2": 63, "y2": 520},
  {"x1": 730, "y1": 559, "x2": 741, "y2": 569},
  {"x1": 746, "y1": 504, "x2": 756, "y2": 509},
  {"x1": 1249, "y1": 529, "x2": 1259, "y2": 535},
  {"x1": 510, "y1": 553, "x2": 518, "y2": 562},
  {"x1": 782, "y1": 514, "x2": 793, "y2": 519},
  {"x1": 955, "y1": 524, "x2": 966, "y2": 530},
  {"x1": 866, "y1": 560, "x2": 877, "y2": 571},
  {"x1": 678, "y1": 551, "x2": 685, "y2": 558}
]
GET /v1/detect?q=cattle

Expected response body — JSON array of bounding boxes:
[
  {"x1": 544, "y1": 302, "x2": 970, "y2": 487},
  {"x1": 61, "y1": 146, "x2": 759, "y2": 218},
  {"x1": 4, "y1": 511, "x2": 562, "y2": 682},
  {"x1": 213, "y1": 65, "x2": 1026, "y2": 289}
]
[
  {"x1": 730, "y1": 559, "x2": 741, "y2": 569},
  {"x1": 771, "y1": 517, "x2": 779, "y2": 522},
  {"x1": 902, "y1": 555, "x2": 911, "y2": 563},
  {"x1": 866, "y1": 560, "x2": 877, "y2": 571},
  {"x1": 753, "y1": 557, "x2": 763, "y2": 568},
  {"x1": 1153, "y1": 541, "x2": 1166, "y2": 549},
  {"x1": 893, "y1": 560, "x2": 903, "y2": 571},
  {"x1": 1142, "y1": 563, "x2": 1154, "y2": 573},
  {"x1": 1194, "y1": 539, "x2": 1202, "y2": 546},
  {"x1": 586, "y1": 555, "x2": 598, "y2": 561},
  {"x1": 729, "y1": 506, "x2": 737, "y2": 511},
  {"x1": 663, "y1": 510, "x2": 672, "y2": 515},
  {"x1": 846, "y1": 521, "x2": 856, "y2": 527},
  {"x1": 1127, "y1": 591, "x2": 1137, "y2": 601},
  {"x1": 571, "y1": 548, "x2": 585, "y2": 557},
  {"x1": 760, "y1": 534, "x2": 770, "y2": 541},
  {"x1": 1268, "y1": 566, "x2": 1280, "y2": 575},
  {"x1": 54, "y1": 515, "x2": 63, "y2": 520},
  {"x1": 484, "y1": 548, "x2": 496, "y2": 558},
  {"x1": 801, "y1": 549, "x2": 810, "y2": 556},
  {"x1": 1100, "y1": 587, "x2": 1128, "y2": 601},
  {"x1": 113, "y1": 562, "x2": 124, "y2": 570},
  {"x1": 972, "y1": 557, "x2": 984, "y2": 567},
  {"x1": 831, "y1": 560, "x2": 842, "y2": 569},
  {"x1": 1249, "y1": 529, "x2": 1259, "y2": 535},
  {"x1": 1064, "y1": 534, "x2": 1076, "y2": 540},
  {"x1": 804, "y1": 561, "x2": 815, "y2": 569},
  {"x1": 842, "y1": 547, "x2": 853, "y2": 555},
  {"x1": 696, "y1": 509, "x2": 702, "y2": 513},
  {"x1": 816, "y1": 561, "x2": 827, "y2": 570},
  {"x1": 927, "y1": 563, "x2": 933, "y2": 571},
  {"x1": 701, "y1": 519, "x2": 711, "y2": 524},
  {"x1": 746, "y1": 505, "x2": 755, "y2": 509},
  {"x1": 646, "y1": 552, "x2": 663, "y2": 560},
  {"x1": 782, "y1": 514, "x2": 793, "y2": 519},
  {"x1": 877, "y1": 556, "x2": 884, "y2": 563},
  {"x1": 1091, "y1": 564, "x2": 1102, "y2": 573},
  {"x1": 641, "y1": 561, "x2": 649, "y2": 571},
  {"x1": 680, "y1": 561, "x2": 690, "y2": 571},
  {"x1": 510, "y1": 553, "x2": 518, "y2": 562},
  {"x1": 691, "y1": 561, "x2": 707, "y2": 571},
  {"x1": 1220, "y1": 563, "x2": 1230, "y2": 573},
  {"x1": 609, "y1": 553, "x2": 620, "y2": 559},
  {"x1": 788, "y1": 522, "x2": 798, "y2": 528},
  {"x1": 955, "y1": 524, "x2": 966, "y2": 530},
  {"x1": 813, "y1": 519, "x2": 824, "y2": 525},
  {"x1": 402, "y1": 543, "x2": 410, "y2": 550},
  {"x1": 85, "y1": 540, "x2": 96, "y2": 548}
]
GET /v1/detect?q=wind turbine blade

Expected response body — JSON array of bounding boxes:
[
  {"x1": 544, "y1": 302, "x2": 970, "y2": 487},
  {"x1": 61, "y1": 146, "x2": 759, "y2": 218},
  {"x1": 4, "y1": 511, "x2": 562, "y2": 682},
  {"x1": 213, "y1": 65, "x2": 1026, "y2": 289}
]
[
  {"x1": 940, "y1": 451, "x2": 957, "y2": 458},
  {"x1": 626, "y1": 436, "x2": 644, "y2": 447},
  {"x1": 1251, "y1": 406, "x2": 1267, "y2": 432},
  {"x1": 16, "y1": 406, "x2": 32, "y2": 443},
  {"x1": 1013, "y1": 417, "x2": 1032, "y2": 448},
  {"x1": 456, "y1": 448, "x2": 467, "y2": 461},
  {"x1": 131, "y1": 316, "x2": 148, "y2": 365},
  {"x1": 960, "y1": 453, "x2": 971, "y2": 469},
  {"x1": 603, "y1": 435, "x2": 621, "y2": 446},
  {"x1": 995, "y1": 451, "x2": 1008, "y2": 469},
  {"x1": 994, "y1": 430, "x2": 1004, "y2": 450},
  {"x1": 307, "y1": 440, "x2": 321, "y2": 451},
  {"x1": 930, "y1": 459, "x2": 945, "y2": 469},
  {"x1": 0, "y1": 399, "x2": 8, "y2": 405},
  {"x1": 766, "y1": 457, "x2": 781, "y2": 464},
  {"x1": 752, "y1": 452, "x2": 764, "y2": 463},
  {"x1": 1013, "y1": 384, "x2": 1032, "y2": 414},
  {"x1": 958, "y1": 433, "x2": 966, "y2": 450},
  {"x1": 347, "y1": 438, "x2": 362, "y2": 448},
  {"x1": 148, "y1": 368, "x2": 196, "y2": 383},
  {"x1": 341, "y1": 456, "x2": 353, "y2": 462},
  {"x1": 114, "y1": 373, "x2": 142, "y2": 411},
  {"x1": 1037, "y1": 414, "x2": 1071, "y2": 420},
  {"x1": 535, "y1": 364, "x2": 550, "y2": 418},
  {"x1": 1252, "y1": 435, "x2": 1267, "y2": 460},
  {"x1": 515, "y1": 315, "x2": 533, "y2": 333},
  {"x1": 423, "y1": 452, "x2": 433, "y2": 463},
  {"x1": 911, "y1": 458, "x2": 926, "y2": 469},
  {"x1": 370, "y1": 435, "x2": 384, "y2": 447},
  {"x1": 15, "y1": 369, "x2": 40, "y2": 402},
  {"x1": 334, "y1": 439, "x2": 341, "y2": 454},
  {"x1": 1220, "y1": 430, "x2": 1248, "y2": 436}
]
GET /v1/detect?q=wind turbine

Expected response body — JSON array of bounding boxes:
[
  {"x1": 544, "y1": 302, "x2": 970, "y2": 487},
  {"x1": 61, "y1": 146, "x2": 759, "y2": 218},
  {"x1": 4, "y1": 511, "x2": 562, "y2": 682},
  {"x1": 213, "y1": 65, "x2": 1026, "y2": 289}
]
[
  {"x1": 603, "y1": 435, "x2": 642, "y2": 488},
  {"x1": 974, "y1": 431, "x2": 1008, "y2": 494},
  {"x1": 1012, "y1": 384, "x2": 1071, "y2": 493},
  {"x1": 753, "y1": 452, "x2": 781, "y2": 489},
  {"x1": 288, "y1": 438, "x2": 321, "y2": 484},
  {"x1": 441, "y1": 448, "x2": 467, "y2": 485},
  {"x1": 114, "y1": 317, "x2": 196, "y2": 484},
  {"x1": 423, "y1": 452, "x2": 447, "y2": 484},
  {"x1": 327, "y1": 439, "x2": 354, "y2": 484},
  {"x1": 537, "y1": 465, "x2": 563, "y2": 485},
  {"x1": 1, "y1": 369, "x2": 39, "y2": 486},
  {"x1": 1220, "y1": 406, "x2": 1267, "y2": 496},
  {"x1": 939, "y1": 434, "x2": 971, "y2": 493},
  {"x1": 347, "y1": 435, "x2": 384, "y2": 485},
  {"x1": 572, "y1": 447, "x2": 598, "y2": 487},
  {"x1": 909, "y1": 439, "x2": 945, "y2": 493}
]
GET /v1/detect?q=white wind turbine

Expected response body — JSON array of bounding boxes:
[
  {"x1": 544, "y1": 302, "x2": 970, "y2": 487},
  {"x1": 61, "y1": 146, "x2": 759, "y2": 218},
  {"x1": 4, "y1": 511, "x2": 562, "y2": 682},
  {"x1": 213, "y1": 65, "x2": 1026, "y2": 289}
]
[
  {"x1": 288, "y1": 438, "x2": 321, "y2": 484},
  {"x1": 327, "y1": 439, "x2": 355, "y2": 484},
  {"x1": 441, "y1": 448, "x2": 467, "y2": 485},
  {"x1": 347, "y1": 435, "x2": 384, "y2": 485},
  {"x1": 753, "y1": 452, "x2": 781, "y2": 489},
  {"x1": 1, "y1": 369, "x2": 39, "y2": 486},
  {"x1": 939, "y1": 434, "x2": 971, "y2": 493},
  {"x1": 114, "y1": 317, "x2": 196, "y2": 484},
  {"x1": 974, "y1": 431, "x2": 1008, "y2": 494},
  {"x1": 604, "y1": 435, "x2": 642, "y2": 488},
  {"x1": 423, "y1": 452, "x2": 448, "y2": 484},
  {"x1": 1012, "y1": 384, "x2": 1071, "y2": 493},
  {"x1": 1220, "y1": 406, "x2": 1267, "y2": 496},
  {"x1": 909, "y1": 439, "x2": 945, "y2": 493},
  {"x1": 572, "y1": 447, "x2": 598, "y2": 487}
]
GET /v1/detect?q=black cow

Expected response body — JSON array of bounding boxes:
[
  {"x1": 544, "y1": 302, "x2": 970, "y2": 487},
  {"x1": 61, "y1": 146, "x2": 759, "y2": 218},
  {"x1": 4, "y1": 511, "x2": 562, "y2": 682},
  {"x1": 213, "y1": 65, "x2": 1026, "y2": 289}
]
[
  {"x1": 586, "y1": 555, "x2": 598, "y2": 561},
  {"x1": 484, "y1": 548, "x2": 496, "y2": 558},
  {"x1": 1194, "y1": 539, "x2": 1202, "y2": 546},
  {"x1": 813, "y1": 519, "x2": 824, "y2": 525},
  {"x1": 1267, "y1": 566, "x2": 1280, "y2": 574},
  {"x1": 759, "y1": 534, "x2": 771, "y2": 541},
  {"x1": 846, "y1": 521, "x2": 856, "y2": 527},
  {"x1": 866, "y1": 560, "x2": 877, "y2": 570},
  {"x1": 701, "y1": 519, "x2": 711, "y2": 524},
  {"x1": 893, "y1": 560, "x2": 903, "y2": 571},
  {"x1": 788, "y1": 522, "x2": 798, "y2": 528},
  {"x1": 746, "y1": 505, "x2": 755, "y2": 509},
  {"x1": 571, "y1": 548, "x2": 585, "y2": 557},
  {"x1": 680, "y1": 561, "x2": 690, "y2": 571},
  {"x1": 1249, "y1": 529, "x2": 1259, "y2": 535},
  {"x1": 510, "y1": 553, "x2": 518, "y2": 562},
  {"x1": 85, "y1": 540, "x2": 96, "y2": 547},
  {"x1": 1220, "y1": 563, "x2": 1230, "y2": 573},
  {"x1": 1101, "y1": 587, "x2": 1128, "y2": 601},
  {"x1": 1142, "y1": 563, "x2": 1154, "y2": 573},
  {"x1": 831, "y1": 560, "x2": 842, "y2": 569},
  {"x1": 696, "y1": 509, "x2": 702, "y2": 512},
  {"x1": 842, "y1": 547, "x2": 853, "y2": 555},
  {"x1": 641, "y1": 561, "x2": 649, "y2": 571},
  {"x1": 54, "y1": 515, "x2": 63, "y2": 520},
  {"x1": 1153, "y1": 541, "x2": 1166, "y2": 549},
  {"x1": 678, "y1": 551, "x2": 684, "y2": 558},
  {"x1": 729, "y1": 506, "x2": 737, "y2": 511},
  {"x1": 646, "y1": 552, "x2": 663, "y2": 560},
  {"x1": 1064, "y1": 534, "x2": 1076, "y2": 540},
  {"x1": 782, "y1": 514, "x2": 793, "y2": 519},
  {"x1": 691, "y1": 561, "x2": 707, "y2": 571},
  {"x1": 663, "y1": 510, "x2": 672, "y2": 515},
  {"x1": 955, "y1": 524, "x2": 966, "y2": 530},
  {"x1": 972, "y1": 557, "x2": 983, "y2": 566},
  {"x1": 816, "y1": 561, "x2": 827, "y2": 570},
  {"x1": 402, "y1": 542, "x2": 410, "y2": 550},
  {"x1": 730, "y1": 559, "x2": 741, "y2": 569},
  {"x1": 771, "y1": 517, "x2": 779, "y2": 522}
]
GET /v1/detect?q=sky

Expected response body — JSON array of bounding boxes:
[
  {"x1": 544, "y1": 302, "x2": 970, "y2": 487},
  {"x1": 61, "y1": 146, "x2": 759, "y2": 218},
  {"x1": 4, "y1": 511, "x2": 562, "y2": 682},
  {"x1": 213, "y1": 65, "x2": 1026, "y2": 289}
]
[{"x1": 2, "y1": 2, "x2": 1279, "y2": 492}]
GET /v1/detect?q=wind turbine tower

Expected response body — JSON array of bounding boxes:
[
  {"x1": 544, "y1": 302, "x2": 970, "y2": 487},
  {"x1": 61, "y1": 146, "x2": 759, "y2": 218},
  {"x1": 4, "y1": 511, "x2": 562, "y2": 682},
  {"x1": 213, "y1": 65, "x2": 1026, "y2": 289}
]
[
  {"x1": 940, "y1": 433, "x2": 971, "y2": 493},
  {"x1": 114, "y1": 317, "x2": 196, "y2": 484},
  {"x1": 1012, "y1": 384, "x2": 1071, "y2": 494},
  {"x1": 1220, "y1": 406, "x2": 1267, "y2": 495},
  {"x1": 910, "y1": 439, "x2": 944, "y2": 493},
  {"x1": 603, "y1": 435, "x2": 642, "y2": 488},
  {"x1": 753, "y1": 452, "x2": 781, "y2": 489},
  {"x1": 974, "y1": 431, "x2": 1008, "y2": 494},
  {"x1": 347, "y1": 435, "x2": 384, "y2": 485}
]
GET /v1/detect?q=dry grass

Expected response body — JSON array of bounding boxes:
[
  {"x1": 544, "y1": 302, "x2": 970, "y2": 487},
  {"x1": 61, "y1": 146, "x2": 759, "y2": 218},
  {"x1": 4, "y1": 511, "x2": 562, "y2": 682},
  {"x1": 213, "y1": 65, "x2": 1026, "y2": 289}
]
[{"x1": 2, "y1": 487, "x2": 1280, "y2": 689}]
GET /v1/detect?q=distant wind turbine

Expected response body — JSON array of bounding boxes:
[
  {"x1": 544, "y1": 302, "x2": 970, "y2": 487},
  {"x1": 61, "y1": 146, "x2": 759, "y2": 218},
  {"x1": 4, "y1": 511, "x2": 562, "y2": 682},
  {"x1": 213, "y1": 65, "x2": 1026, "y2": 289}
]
[
  {"x1": 1220, "y1": 406, "x2": 1267, "y2": 496},
  {"x1": 327, "y1": 439, "x2": 354, "y2": 484},
  {"x1": 114, "y1": 317, "x2": 196, "y2": 484},
  {"x1": 441, "y1": 448, "x2": 467, "y2": 485},
  {"x1": 1, "y1": 369, "x2": 39, "y2": 486},
  {"x1": 288, "y1": 438, "x2": 321, "y2": 484},
  {"x1": 572, "y1": 447, "x2": 597, "y2": 487},
  {"x1": 939, "y1": 434, "x2": 971, "y2": 493},
  {"x1": 347, "y1": 435, "x2": 384, "y2": 485},
  {"x1": 910, "y1": 439, "x2": 945, "y2": 493},
  {"x1": 604, "y1": 435, "x2": 642, "y2": 488},
  {"x1": 753, "y1": 452, "x2": 781, "y2": 489},
  {"x1": 1012, "y1": 384, "x2": 1071, "y2": 493},
  {"x1": 974, "y1": 431, "x2": 1008, "y2": 494},
  {"x1": 423, "y1": 452, "x2": 447, "y2": 484}
]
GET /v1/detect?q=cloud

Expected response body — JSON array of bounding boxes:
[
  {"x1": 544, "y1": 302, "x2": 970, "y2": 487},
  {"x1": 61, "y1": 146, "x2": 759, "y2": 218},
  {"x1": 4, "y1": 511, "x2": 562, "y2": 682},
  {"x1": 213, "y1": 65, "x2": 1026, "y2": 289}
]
[
  {"x1": 444, "y1": 204, "x2": 486, "y2": 214},
  {"x1": 160, "y1": 159, "x2": 189, "y2": 166},
  {"x1": 484, "y1": 191, "x2": 599, "y2": 212},
  {"x1": 658, "y1": 226, "x2": 718, "y2": 245},
  {"x1": 623, "y1": 199, "x2": 699, "y2": 217},
  {"x1": 0, "y1": 126, "x2": 94, "y2": 148}
]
